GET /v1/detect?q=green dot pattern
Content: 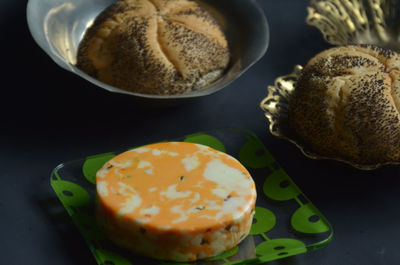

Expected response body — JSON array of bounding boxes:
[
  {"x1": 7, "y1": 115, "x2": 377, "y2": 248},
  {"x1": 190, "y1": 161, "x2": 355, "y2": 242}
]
[
  {"x1": 184, "y1": 133, "x2": 226, "y2": 153},
  {"x1": 291, "y1": 203, "x2": 331, "y2": 234},
  {"x1": 263, "y1": 168, "x2": 301, "y2": 201},
  {"x1": 239, "y1": 138, "x2": 274, "y2": 169},
  {"x1": 82, "y1": 152, "x2": 116, "y2": 184},
  {"x1": 255, "y1": 238, "x2": 307, "y2": 261},
  {"x1": 249, "y1": 207, "x2": 276, "y2": 235},
  {"x1": 51, "y1": 179, "x2": 90, "y2": 207}
]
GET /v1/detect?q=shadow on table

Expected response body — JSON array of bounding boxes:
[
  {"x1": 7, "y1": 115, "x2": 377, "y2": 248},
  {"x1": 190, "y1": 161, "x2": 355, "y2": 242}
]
[{"x1": 36, "y1": 195, "x2": 97, "y2": 265}]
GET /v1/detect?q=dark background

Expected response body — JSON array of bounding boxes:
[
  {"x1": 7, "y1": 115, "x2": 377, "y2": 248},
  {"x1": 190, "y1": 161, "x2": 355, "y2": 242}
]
[{"x1": 2, "y1": 0, "x2": 400, "y2": 264}]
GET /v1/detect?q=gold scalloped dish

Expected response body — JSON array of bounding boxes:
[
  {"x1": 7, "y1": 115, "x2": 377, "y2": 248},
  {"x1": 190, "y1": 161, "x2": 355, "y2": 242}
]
[
  {"x1": 259, "y1": 66, "x2": 400, "y2": 170},
  {"x1": 306, "y1": 0, "x2": 400, "y2": 51}
]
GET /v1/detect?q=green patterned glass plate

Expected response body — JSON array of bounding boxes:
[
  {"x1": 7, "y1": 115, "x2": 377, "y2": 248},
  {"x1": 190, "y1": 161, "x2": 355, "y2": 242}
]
[{"x1": 50, "y1": 128, "x2": 333, "y2": 265}]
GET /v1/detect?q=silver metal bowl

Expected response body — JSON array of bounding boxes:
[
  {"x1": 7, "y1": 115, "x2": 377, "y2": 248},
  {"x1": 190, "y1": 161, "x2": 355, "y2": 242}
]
[{"x1": 26, "y1": 0, "x2": 269, "y2": 100}]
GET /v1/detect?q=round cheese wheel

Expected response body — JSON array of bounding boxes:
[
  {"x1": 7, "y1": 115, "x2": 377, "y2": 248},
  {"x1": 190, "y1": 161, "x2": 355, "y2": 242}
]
[{"x1": 95, "y1": 142, "x2": 256, "y2": 262}]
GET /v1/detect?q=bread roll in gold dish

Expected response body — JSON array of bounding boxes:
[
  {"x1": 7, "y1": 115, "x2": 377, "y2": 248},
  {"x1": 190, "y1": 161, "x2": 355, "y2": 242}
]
[
  {"x1": 77, "y1": 0, "x2": 230, "y2": 95},
  {"x1": 260, "y1": 44, "x2": 400, "y2": 169},
  {"x1": 95, "y1": 142, "x2": 256, "y2": 261}
]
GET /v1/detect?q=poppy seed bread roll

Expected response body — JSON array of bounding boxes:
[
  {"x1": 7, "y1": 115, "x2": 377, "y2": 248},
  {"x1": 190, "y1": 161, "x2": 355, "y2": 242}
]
[
  {"x1": 287, "y1": 45, "x2": 400, "y2": 166},
  {"x1": 77, "y1": 0, "x2": 230, "y2": 95}
]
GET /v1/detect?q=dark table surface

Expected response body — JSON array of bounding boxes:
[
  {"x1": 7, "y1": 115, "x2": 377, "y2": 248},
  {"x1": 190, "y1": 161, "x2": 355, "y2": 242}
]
[{"x1": 2, "y1": 0, "x2": 400, "y2": 264}]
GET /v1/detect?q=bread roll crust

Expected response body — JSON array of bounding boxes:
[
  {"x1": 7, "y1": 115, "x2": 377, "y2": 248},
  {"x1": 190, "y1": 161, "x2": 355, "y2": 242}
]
[
  {"x1": 288, "y1": 45, "x2": 400, "y2": 166},
  {"x1": 77, "y1": 0, "x2": 229, "y2": 95}
]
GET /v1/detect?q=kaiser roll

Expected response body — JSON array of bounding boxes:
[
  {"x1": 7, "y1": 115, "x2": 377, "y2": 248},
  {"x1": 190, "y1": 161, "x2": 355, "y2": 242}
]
[
  {"x1": 77, "y1": 0, "x2": 230, "y2": 95},
  {"x1": 287, "y1": 44, "x2": 400, "y2": 166}
]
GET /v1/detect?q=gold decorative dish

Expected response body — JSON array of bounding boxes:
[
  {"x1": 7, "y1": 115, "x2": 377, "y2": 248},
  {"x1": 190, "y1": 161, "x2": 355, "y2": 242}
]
[
  {"x1": 259, "y1": 66, "x2": 302, "y2": 142},
  {"x1": 259, "y1": 65, "x2": 400, "y2": 170},
  {"x1": 306, "y1": 0, "x2": 400, "y2": 51}
]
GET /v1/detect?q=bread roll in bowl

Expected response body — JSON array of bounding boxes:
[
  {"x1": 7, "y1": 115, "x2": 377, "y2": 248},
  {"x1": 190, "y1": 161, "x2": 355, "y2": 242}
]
[
  {"x1": 287, "y1": 44, "x2": 400, "y2": 167},
  {"x1": 77, "y1": 0, "x2": 230, "y2": 95}
]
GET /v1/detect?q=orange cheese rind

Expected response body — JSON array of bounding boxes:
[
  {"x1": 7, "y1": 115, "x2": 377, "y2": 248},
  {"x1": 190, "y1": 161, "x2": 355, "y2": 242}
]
[{"x1": 95, "y1": 142, "x2": 256, "y2": 261}]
